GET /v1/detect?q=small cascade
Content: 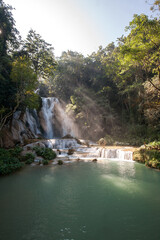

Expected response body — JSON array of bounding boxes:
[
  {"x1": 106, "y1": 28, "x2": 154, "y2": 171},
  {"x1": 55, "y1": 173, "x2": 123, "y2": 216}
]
[
  {"x1": 118, "y1": 150, "x2": 133, "y2": 161},
  {"x1": 98, "y1": 148, "x2": 133, "y2": 161},
  {"x1": 43, "y1": 139, "x2": 80, "y2": 149}
]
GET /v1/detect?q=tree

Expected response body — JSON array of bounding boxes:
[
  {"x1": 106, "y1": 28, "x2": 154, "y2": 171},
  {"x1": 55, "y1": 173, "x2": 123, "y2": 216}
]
[
  {"x1": 49, "y1": 51, "x2": 85, "y2": 100},
  {"x1": 23, "y1": 29, "x2": 56, "y2": 80},
  {"x1": 0, "y1": 0, "x2": 19, "y2": 55},
  {"x1": 10, "y1": 56, "x2": 38, "y2": 104},
  {"x1": 119, "y1": 14, "x2": 160, "y2": 90},
  {"x1": 0, "y1": 0, "x2": 19, "y2": 104},
  {"x1": 150, "y1": 0, "x2": 160, "y2": 12},
  {"x1": 0, "y1": 0, "x2": 20, "y2": 135},
  {"x1": 0, "y1": 56, "x2": 39, "y2": 134}
]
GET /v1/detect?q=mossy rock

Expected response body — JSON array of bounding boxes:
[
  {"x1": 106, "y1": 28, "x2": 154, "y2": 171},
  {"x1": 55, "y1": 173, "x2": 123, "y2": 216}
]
[
  {"x1": 58, "y1": 160, "x2": 63, "y2": 165},
  {"x1": 98, "y1": 135, "x2": 114, "y2": 146},
  {"x1": 68, "y1": 148, "x2": 75, "y2": 155},
  {"x1": 98, "y1": 138, "x2": 107, "y2": 146},
  {"x1": 92, "y1": 159, "x2": 97, "y2": 162}
]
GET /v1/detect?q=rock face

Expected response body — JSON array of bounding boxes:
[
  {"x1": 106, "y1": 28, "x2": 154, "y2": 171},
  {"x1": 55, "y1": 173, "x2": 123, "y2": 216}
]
[
  {"x1": 1, "y1": 111, "x2": 35, "y2": 148},
  {"x1": 1, "y1": 97, "x2": 80, "y2": 148}
]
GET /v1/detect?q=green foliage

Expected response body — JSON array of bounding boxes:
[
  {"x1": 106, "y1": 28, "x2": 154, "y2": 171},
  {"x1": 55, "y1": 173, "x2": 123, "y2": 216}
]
[
  {"x1": 43, "y1": 148, "x2": 56, "y2": 160},
  {"x1": 42, "y1": 159, "x2": 49, "y2": 165},
  {"x1": 33, "y1": 146, "x2": 44, "y2": 156},
  {"x1": 146, "y1": 141, "x2": 160, "y2": 150},
  {"x1": 0, "y1": 0, "x2": 19, "y2": 55},
  {"x1": 0, "y1": 0, "x2": 20, "y2": 134},
  {"x1": 10, "y1": 56, "x2": 38, "y2": 95},
  {"x1": 24, "y1": 92, "x2": 41, "y2": 110},
  {"x1": 33, "y1": 146, "x2": 56, "y2": 160},
  {"x1": 24, "y1": 153, "x2": 35, "y2": 164},
  {"x1": 133, "y1": 147, "x2": 160, "y2": 169},
  {"x1": 0, "y1": 0, "x2": 159, "y2": 146},
  {"x1": 0, "y1": 147, "x2": 23, "y2": 175},
  {"x1": 23, "y1": 29, "x2": 56, "y2": 79},
  {"x1": 8, "y1": 146, "x2": 23, "y2": 157},
  {"x1": 150, "y1": 0, "x2": 160, "y2": 12},
  {"x1": 120, "y1": 14, "x2": 160, "y2": 82}
]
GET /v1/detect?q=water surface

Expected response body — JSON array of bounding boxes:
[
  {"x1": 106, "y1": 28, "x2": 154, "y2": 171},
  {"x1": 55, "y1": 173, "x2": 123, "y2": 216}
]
[{"x1": 0, "y1": 161, "x2": 160, "y2": 240}]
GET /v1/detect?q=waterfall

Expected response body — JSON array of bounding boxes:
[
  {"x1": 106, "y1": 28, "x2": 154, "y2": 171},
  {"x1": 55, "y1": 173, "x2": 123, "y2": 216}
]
[
  {"x1": 24, "y1": 97, "x2": 79, "y2": 139},
  {"x1": 25, "y1": 108, "x2": 41, "y2": 137},
  {"x1": 40, "y1": 97, "x2": 58, "y2": 138}
]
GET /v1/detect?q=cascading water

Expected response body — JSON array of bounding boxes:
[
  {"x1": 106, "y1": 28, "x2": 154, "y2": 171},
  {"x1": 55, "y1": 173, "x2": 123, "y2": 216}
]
[
  {"x1": 99, "y1": 148, "x2": 133, "y2": 161},
  {"x1": 24, "y1": 97, "x2": 79, "y2": 139},
  {"x1": 40, "y1": 97, "x2": 58, "y2": 139},
  {"x1": 25, "y1": 108, "x2": 41, "y2": 137}
]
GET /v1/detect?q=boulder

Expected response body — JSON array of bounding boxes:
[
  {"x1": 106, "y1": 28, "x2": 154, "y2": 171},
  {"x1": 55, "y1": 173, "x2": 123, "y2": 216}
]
[
  {"x1": 23, "y1": 142, "x2": 46, "y2": 151},
  {"x1": 92, "y1": 158, "x2": 97, "y2": 162}
]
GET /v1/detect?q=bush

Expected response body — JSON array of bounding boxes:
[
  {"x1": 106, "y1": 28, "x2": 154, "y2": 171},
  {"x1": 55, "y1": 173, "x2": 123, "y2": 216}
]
[
  {"x1": 42, "y1": 159, "x2": 49, "y2": 165},
  {"x1": 133, "y1": 147, "x2": 160, "y2": 169},
  {"x1": 8, "y1": 146, "x2": 23, "y2": 158},
  {"x1": 0, "y1": 148, "x2": 24, "y2": 175},
  {"x1": 24, "y1": 153, "x2": 35, "y2": 164},
  {"x1": 146, "y1": 141, "x2": 160, "y2": 150},
  {"x1": 33, "y1": 146, "x2": 44, "y2": 156},
  {"x1": 43, "y1": 148, "x2": 56, "y2": 160},
  {"x1": 33, "y1": 146, "x2": 56, "y2": 160}
]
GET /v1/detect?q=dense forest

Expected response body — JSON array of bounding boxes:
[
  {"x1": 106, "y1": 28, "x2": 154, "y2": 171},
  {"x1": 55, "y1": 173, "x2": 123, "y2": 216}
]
[{"x1": 0, "y1": 0, "x2": 160, "y2": 147}]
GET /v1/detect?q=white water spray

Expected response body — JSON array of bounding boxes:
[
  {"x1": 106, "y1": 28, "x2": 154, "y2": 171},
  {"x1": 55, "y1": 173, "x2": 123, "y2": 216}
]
[{"x1": 41, "y1": 97, "x2": 58, "y2": 139}]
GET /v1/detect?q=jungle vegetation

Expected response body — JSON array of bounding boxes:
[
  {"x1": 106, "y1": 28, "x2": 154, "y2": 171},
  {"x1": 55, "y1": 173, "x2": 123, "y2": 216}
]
[{"x1": 0, "y1": 0, "x2": 160, "y2": 146}]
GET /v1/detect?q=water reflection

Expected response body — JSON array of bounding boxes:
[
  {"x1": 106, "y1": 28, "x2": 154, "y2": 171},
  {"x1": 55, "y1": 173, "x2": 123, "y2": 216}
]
[
  {"x1": 42, "y1": 174, "x2": 55, "y2": 184},
  {"x1": 100, "y1": 160, "x2": 138, "y2": 193},
  {"x1": 117, "y1": 161, "x2": 135, "y2": 177},
  {"x1": 101, "y1": 173, "x2": 138, "y2": 192}
]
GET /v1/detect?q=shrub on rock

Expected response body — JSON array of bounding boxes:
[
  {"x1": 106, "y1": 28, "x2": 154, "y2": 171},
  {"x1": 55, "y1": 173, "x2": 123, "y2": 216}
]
[
  {"x1": 33, "y1": 146, "x2": 56, "y2": 160},
  {"x1": 24, "y1": 153, "x2": 35, "y2": 164}
]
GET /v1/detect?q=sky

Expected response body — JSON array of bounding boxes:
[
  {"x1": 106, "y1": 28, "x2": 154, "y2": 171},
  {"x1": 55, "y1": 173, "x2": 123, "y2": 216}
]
[{"x1": 5, "y1": 0, "x2": 154, "y2": 57}]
